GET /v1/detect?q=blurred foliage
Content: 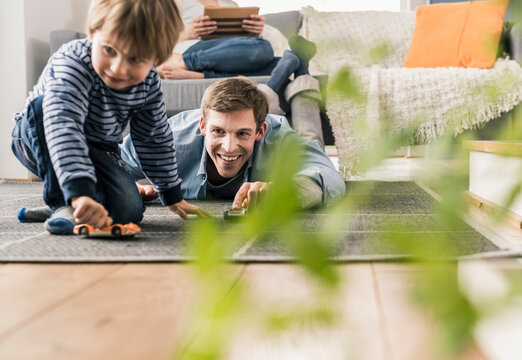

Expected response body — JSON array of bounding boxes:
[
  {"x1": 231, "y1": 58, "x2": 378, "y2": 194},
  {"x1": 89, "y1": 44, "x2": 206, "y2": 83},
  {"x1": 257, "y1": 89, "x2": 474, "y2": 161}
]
[
  {"x1": 175, "y1": 137, "x2": 343, "y2": 359},
  {"x1": 329, "y1": 67, "x2": 366, "y2": 104},
  {"x1": 264, "y1": 304, "x2": 338, "y2": 333},
  {"x1": 412, "y1": 263, "x2": 479, "y2": 355},
  {"x1": 173, "y1": 24, "x2": 522, "y2": 359}
]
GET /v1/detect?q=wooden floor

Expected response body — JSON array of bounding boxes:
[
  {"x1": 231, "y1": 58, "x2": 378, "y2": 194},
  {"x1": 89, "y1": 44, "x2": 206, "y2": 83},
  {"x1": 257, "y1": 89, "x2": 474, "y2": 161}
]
[
  {"x1": 0, "y1": 262, "x2": 501, "y2": 360},
  {"x1": 0, "y1": 158, "x2": 520, "y2": 359}
]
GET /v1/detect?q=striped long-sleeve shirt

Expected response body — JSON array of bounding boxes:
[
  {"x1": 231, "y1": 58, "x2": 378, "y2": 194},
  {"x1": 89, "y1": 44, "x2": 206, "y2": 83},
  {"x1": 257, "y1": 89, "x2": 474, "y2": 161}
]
[{"x1": 14, "y1": 38, "x2": 183, "y2": 206}]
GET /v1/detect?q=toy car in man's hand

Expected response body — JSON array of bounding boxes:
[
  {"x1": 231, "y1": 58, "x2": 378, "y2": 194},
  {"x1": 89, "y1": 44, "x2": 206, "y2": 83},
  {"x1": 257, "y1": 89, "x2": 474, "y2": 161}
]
[
  {"x1": 223, "y1": 208, "x2": 247, "y2": 221},
  {"x1": 73, "y1": 223, "x2": 141, "y2": 238}
]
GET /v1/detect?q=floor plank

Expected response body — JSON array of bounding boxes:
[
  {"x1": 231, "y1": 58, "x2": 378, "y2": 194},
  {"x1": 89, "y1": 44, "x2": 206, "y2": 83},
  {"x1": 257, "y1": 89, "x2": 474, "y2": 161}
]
[
  {"x1": 0, "y1": 263, "x2": 120, "y2": 341},
  {"x1": 0, "y1": 264, "x2": 244, "y2": 360},
  {"x1": 225, "y1": 264, "x2": 384, "y2": 360},
  {"x1": 373, "y1": 263, "x2": 487, "y2": 360}
]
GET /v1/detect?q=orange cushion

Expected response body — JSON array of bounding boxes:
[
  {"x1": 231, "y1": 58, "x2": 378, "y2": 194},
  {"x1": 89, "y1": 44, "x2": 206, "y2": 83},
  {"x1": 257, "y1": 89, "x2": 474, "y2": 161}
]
[{"x1": 403, "y1": 0, "x2": 509, "y2": 69}]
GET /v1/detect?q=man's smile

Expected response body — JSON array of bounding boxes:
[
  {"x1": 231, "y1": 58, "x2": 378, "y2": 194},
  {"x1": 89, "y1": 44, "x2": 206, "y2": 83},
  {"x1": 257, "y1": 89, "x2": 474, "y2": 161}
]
[{"x1": 218, "y1": 153, "x2": 241, "y2": 163}]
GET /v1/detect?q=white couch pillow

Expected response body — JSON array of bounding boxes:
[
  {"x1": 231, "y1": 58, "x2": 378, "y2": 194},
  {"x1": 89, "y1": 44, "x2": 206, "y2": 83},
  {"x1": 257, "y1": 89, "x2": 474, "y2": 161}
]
[
  {"x1": 299, "y1": 6, "x2": 416, "y2": 75},
  {"x1": 262, "y1": 24, "x2": 291, "y2": 58}
]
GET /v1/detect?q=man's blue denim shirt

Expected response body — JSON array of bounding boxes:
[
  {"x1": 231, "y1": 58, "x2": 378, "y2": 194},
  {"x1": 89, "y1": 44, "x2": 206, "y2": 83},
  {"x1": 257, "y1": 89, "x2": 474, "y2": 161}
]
[{"x1": 120, "y1": 109, "x2": 346, "y2": 205}]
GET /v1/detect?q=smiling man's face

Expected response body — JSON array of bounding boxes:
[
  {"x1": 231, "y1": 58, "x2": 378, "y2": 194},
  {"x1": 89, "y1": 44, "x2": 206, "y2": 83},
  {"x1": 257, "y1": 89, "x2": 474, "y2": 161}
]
[{"x1": 200, "y1": 108, "x2": 267, "y2": 180}]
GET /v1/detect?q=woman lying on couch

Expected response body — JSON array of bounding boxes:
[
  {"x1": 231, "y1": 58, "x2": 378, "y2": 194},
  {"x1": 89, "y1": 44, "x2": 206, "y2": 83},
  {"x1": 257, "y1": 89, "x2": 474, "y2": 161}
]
[
  {"x1": 158, "y1": 0, "x2": 313, "y2": 84},
  {"x1": 159, "y1": 0, "x2": 324, "y2": 148},
  {"x1": 158, "y1": 0, "x2": 272, "y2": 80}
]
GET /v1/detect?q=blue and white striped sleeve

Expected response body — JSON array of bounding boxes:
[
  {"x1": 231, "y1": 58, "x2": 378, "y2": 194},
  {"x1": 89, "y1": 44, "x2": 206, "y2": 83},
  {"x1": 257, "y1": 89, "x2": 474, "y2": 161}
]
[
  {"x1": 42, "y1": 52, "x2": 97, "y2": 203},
  {"x1": 129, "y1": 75, "x2": 183, "y2": 206}
]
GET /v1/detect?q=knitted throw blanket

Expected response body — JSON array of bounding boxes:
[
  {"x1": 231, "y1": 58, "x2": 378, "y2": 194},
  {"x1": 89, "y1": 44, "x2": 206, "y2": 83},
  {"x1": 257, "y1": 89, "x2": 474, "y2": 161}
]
[{"x1": 326, "y1": 58, "x2": 522, "y2": 179}]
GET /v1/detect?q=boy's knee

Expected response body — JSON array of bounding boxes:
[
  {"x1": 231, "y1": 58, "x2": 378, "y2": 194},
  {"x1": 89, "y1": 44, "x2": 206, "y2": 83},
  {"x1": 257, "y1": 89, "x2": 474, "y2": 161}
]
[
  {"x1": 107, "y1": 189, "x2": 144, "y2": 224},
  {"x1": 110, "y1": 201, "x2": 144, "y2": 225}
]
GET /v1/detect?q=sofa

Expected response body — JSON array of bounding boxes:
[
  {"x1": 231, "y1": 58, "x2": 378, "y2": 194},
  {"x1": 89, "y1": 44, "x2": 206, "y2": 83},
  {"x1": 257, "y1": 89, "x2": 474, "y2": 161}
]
[
  {"x1": 299, "y1": 5, "x2": 522, "y2": 178},
  {"x1": 50, "y1": 6, "x2": 522, "y2": 176}
]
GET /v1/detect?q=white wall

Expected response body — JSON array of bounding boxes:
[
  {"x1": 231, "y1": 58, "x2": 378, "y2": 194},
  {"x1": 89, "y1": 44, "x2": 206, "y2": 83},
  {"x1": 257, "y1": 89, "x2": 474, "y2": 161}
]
[
  {"x1": 0, "y1": 0, "x2": 90, "y2": 179},
  {"x1": 24, "y1": 0, "x2": 90, "y2": 91},
  {"x1": 0, "y1": 0, "x2": 28, "y2": 179},
  {"x1": 236, "y1": 0, "x2": 401, "y2": 13},
  {"x1": 470, "y1": 151, "x2": 522, "y2": 216}
]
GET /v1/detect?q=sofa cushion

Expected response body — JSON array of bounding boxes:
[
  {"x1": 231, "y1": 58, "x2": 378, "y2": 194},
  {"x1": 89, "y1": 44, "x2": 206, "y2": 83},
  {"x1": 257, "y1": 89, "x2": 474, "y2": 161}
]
[
  {"x1": 261, "y1": 24, "x2": 290, "y2": 57},
  {"x1": 161, "y1": 76, "x2": 270, "y2": 116},
  {"x1": 264, "y1": 10, "x2": 302, "y2": 39},
  {"x1": 50, "y1": 29, "x2": 85, "y2": 55},
  {"x1": 403, "y1": 0, "x2": 509, "y2": 68},
  {"x1": 298, "y1": 7, "x2": 416, "y2": 75}
]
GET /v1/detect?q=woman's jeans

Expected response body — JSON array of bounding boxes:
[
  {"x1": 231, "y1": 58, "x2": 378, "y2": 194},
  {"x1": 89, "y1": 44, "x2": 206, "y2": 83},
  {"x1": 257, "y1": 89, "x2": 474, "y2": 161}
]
[
  {"x1": 183, "y1": 36, "x2": 281, "y2": 78},
  {"x1": 11, "y1": 96, "x2": 144, "y2": 224}
]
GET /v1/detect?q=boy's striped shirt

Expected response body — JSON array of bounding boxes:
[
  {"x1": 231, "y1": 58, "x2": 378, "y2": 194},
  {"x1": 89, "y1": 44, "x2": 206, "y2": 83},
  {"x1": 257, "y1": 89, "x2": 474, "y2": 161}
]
[{"x1": 14, "y1": 38, "x2": 182, "y2": 205}]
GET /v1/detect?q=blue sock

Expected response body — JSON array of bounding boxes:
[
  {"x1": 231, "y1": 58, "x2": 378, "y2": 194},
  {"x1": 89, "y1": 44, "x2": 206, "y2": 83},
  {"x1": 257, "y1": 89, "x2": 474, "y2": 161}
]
[
  {"x1": 44, "y1": 206, "x2": 75, "y2": 235},
  {"x1": 17, "y1": 206, "x2": 51, "y2": 223},
  {"x1": 17, "y1": 208, "x2": 28, "y2": 223},
  {"x1": 266, "y1": 50, "x2": 300, "y2": 93},
  {"x1": 45, "y1": 218, "x2": 75, "y2": 235}
]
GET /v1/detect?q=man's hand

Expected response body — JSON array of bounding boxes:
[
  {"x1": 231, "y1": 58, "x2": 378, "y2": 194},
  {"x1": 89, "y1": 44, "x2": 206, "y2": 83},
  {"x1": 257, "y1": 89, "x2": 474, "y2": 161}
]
[
  {"x1": 232, "y1": 181, "x2": 271, "y2": 209},
  {"x1": 242, "y1": 14, "x2": 265, "y2": 35},
  {"x1": 71, "y1": 196, "x2": 112, "y2": 229},
  {"x1": 136, "y1": 183, "x2": 158, "y2": 202},
  {"x1": 167, "y1": 200, "x2": 211, "y2": 220}
]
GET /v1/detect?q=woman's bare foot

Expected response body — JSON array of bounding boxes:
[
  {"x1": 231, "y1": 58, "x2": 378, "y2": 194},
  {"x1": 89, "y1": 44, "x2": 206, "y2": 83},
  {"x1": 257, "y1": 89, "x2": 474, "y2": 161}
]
[
  {"x1": 161, "y1": 68, "x2": 205, "y2": 80},
  {"x1": 160, "y1": 52, "x2": 186, "y2": 69},
  {"x1": 157, "y1": 52, "x2": 189, "y2": 78},
  {"x1": 157, "y1": 52, "x2": 205, "y2": 79},
  {"x1": 157, "y1": 53, "x2": 187, "y2": 76}
]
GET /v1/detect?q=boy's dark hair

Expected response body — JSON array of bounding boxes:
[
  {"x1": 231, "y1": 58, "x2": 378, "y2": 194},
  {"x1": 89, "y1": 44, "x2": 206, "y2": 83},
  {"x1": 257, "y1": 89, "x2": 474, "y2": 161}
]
[
  {"x1": 87, "y1": 0, "x2": 183, "y2": 65},
  {"x1": 201, "y1": 77, "x2": 269, "y2": 130}
]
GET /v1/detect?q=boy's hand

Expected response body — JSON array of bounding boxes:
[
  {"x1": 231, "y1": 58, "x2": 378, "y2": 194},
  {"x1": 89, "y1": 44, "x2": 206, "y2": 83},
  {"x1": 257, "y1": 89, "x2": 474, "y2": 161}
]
[
  {"x1": 136, "y1": 183, "x2": 158, "y2": 202},
  {"x1": 167, "y1": 200, "x2": 211, "y2": 220},
  {"x1": 71, "y1": 196, "x2": 112, "y2": 229},
  {"x1": 232, "y1": 181, "x2": 271, "y2": 210}
]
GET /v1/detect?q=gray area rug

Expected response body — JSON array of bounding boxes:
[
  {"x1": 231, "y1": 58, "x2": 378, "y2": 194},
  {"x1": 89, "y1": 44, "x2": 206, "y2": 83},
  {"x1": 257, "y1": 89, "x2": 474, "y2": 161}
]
[{"x1": 0, "y1": 180, "x2": 517, "y2": 262}]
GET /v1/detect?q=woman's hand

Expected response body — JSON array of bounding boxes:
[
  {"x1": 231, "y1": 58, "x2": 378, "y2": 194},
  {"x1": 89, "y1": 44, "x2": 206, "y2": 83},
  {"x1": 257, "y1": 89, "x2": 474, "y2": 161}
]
[
  {"x1": 181, "y1": 15, "x2": 217, "y2": 41},
  {"x1": 242, "y1": 14, "x2": 265, "y2": 35}
]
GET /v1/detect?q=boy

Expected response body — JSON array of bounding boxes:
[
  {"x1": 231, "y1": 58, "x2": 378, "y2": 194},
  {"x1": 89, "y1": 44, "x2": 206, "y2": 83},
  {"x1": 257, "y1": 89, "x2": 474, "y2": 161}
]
[{"x1": 11, "y1": 0, "x2": 209, "y2": 235}]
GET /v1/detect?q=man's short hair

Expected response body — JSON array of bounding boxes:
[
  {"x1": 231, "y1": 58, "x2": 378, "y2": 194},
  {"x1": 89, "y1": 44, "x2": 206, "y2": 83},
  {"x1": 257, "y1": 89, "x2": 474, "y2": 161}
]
[
  {"x1": 200, "y1": 77, "x2": 269, "y2": 130},
  {"x1": 87, "y1": 0, "x2": 183, "y2": 65}
]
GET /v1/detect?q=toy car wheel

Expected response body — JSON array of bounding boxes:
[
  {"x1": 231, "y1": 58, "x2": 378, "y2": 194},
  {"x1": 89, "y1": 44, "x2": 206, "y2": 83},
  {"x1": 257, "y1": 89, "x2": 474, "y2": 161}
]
[
  {"x1": 111, "y1": 226, "x2": 122, "y2": 237},
  {"x1": 79, "y1": 226, "x2": 89, "y2": 236}
]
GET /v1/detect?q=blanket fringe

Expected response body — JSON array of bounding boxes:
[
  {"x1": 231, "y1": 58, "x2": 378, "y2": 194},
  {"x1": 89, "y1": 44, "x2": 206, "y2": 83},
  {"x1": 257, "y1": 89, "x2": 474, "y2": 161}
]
[{"x1": 327, "y1": 58, "x2": 522, "y2": 179}]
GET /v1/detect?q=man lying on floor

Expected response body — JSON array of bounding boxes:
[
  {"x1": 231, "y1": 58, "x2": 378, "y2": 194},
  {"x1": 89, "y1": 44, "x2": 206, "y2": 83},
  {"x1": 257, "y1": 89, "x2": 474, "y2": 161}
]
[{"x1": 121, "y1": 77, "x2": 346, "y2": 210}]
